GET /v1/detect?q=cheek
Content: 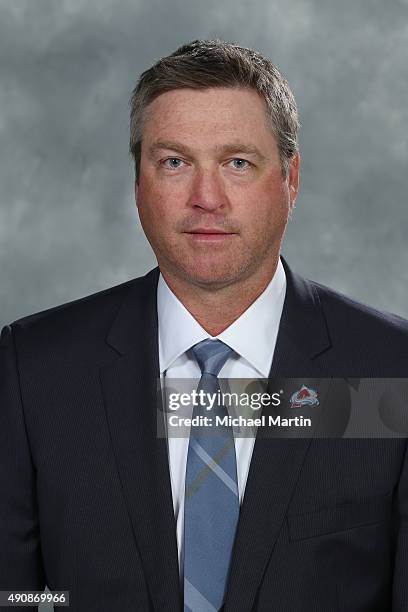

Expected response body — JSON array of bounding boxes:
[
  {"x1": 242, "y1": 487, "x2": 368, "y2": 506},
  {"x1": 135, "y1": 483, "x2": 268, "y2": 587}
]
[
  {"x1": 138, "y1": 174, "x2": 185, "y2": 219},
  {"x1": 137, "y1": 184, "x2": 185, "y2": 251},
  {"x1": 238, "y1": 187, "x2": 289, "y2": 235},
  {"x1": 137, "y1": 181, "x2": 166, "y2": 225}
]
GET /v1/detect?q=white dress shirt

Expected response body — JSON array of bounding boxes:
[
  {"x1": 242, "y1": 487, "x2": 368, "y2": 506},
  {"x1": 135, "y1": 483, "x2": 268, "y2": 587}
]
[{"x1": 157, "y1": 258, "x2": 286, "y2": 580}]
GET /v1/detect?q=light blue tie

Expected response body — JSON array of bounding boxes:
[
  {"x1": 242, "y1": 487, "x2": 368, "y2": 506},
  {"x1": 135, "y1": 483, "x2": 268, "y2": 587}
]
[{"x1": 183, "y1": 339, "x2": 239, "y2": 612}]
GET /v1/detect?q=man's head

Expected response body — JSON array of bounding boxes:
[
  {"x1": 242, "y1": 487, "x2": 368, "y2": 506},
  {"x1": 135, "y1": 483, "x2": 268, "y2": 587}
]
[{"x1": 129, "y1": 39, "x2": 300, "y2": 291}]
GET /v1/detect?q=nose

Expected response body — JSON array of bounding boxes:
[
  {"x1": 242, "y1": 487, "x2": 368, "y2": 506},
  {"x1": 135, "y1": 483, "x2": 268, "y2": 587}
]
[{"x1": 187, "y1": 167, "x2": 229, "y2": 212}]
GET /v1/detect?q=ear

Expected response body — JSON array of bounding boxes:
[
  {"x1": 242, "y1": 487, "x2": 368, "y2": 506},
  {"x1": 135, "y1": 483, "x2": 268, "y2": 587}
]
[
  {"x1": 134, "y1": 181, "x2": 138, "y2": 208},
  {"x1": 288, "y1": 152, "x2": 300, "y2": 210}
]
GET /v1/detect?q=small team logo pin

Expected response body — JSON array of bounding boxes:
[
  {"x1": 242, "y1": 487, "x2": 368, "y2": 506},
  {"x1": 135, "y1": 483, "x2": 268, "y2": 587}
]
[{"x1": 290, "y1": 385, "x2": 319, "y2": 409}]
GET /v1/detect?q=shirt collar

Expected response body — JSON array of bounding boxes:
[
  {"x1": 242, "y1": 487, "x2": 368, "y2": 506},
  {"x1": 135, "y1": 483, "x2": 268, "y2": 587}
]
[{"x1": 157, "y1": 258, "x2": 286, "y2": 377}]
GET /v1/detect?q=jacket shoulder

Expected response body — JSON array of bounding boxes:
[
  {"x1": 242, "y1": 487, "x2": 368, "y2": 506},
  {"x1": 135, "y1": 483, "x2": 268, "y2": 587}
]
[
  {"x1": 3, "y1": 268, "x2": 159, "y2": 352},
  {"x1": 311, "y1": 279, "x2": 408, "y2": 347}
]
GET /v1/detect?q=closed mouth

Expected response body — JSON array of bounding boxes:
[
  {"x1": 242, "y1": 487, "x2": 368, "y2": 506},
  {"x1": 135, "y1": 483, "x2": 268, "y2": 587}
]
[{"x1": 185, "y1": 229, "x2": 236, "y2": 235}]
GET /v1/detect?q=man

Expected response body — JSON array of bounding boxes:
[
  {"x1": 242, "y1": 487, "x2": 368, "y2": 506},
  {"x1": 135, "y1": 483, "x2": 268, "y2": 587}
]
[{"x1": 1, "y1": 39, "x2": 408, "y2": 612}]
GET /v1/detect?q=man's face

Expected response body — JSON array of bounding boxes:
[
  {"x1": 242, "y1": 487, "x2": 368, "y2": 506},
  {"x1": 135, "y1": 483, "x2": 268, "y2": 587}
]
[{"x1": 135, "y1": 86, "x2": 299, "y2": 290}]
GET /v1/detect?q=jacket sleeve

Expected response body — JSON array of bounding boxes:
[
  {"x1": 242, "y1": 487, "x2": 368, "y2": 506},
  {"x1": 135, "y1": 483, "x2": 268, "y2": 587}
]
[
  {"x1": 392, "y1": 438, "x2": 408, "y2": 610},
  {"x1": 0, "y1": 324, "x2": 46, "y2": 597}
]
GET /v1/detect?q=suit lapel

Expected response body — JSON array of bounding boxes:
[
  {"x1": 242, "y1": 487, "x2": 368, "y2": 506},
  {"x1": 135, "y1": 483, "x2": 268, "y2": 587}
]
[
  {"x1": 224, "y1": 258, "x2": 334, "y2": 612},
  {"x1": 100, "y1": 268, "x2": 182, "y2": 611}
]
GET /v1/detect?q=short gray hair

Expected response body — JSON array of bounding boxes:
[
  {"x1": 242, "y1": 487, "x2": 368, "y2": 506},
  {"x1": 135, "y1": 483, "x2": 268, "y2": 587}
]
[{"x1": 129, "y1": 39, "x2": 300, "y2": 182}]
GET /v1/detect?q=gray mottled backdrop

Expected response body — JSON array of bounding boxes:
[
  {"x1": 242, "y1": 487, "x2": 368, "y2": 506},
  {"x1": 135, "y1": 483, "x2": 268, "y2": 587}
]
[{"x1": 1, "y1": 0, "x2": 408, "y2": 330}]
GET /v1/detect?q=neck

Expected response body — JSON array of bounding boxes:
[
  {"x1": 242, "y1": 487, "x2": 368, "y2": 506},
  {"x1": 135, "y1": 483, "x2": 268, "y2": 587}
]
[{"x1": 160, "y1": 258, "x2": 280, "y2": 336}]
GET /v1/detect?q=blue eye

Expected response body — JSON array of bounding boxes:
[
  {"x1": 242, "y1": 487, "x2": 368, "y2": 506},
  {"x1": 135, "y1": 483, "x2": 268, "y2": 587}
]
[
  {"x1": 160, "y1": 157, "x2": 251, "y2": 171},
  {"x1": 163, "y1": 158, "x2": 184, "y2": 169},
  {"x1": 230, "y1": 158, "x2": 250, "y2": 170}
]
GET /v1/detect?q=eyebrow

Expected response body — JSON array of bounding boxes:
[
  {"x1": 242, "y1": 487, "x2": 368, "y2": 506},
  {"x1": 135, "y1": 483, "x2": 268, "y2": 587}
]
[{"x1": 147, "y1": 139, "x2": 267, "y2": 161}]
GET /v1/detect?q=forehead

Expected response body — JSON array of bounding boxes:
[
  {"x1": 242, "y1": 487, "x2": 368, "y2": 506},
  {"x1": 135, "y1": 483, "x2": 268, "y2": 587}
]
[{"x1": 141, "y1": 87, "x2": 276, "y2": 151}]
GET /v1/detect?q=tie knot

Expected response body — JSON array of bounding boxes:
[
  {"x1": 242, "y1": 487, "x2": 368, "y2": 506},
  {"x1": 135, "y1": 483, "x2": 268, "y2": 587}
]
[{"x1": 191, "y1": 339, "x2": 233, "y2": 377}]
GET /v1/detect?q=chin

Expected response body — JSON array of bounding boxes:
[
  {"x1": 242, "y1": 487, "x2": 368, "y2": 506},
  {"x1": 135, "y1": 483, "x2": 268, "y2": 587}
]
[{"x1": 179, "y1": 262, "x2": 247, "y2": 289}]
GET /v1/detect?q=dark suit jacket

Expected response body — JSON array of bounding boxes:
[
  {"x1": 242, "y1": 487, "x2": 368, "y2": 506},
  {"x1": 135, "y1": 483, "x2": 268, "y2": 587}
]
[{"x1": 1, "y1": 258, "x2": 408, "y2": 611}]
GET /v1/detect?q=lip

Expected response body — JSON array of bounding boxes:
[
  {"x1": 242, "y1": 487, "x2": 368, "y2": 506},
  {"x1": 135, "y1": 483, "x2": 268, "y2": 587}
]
[
  {"x1": 185, "y1": 230, "x2": 236, "y2": 242},
  {"x1": 187, "y1": 228, "x2": 234, "y2": 234}
]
